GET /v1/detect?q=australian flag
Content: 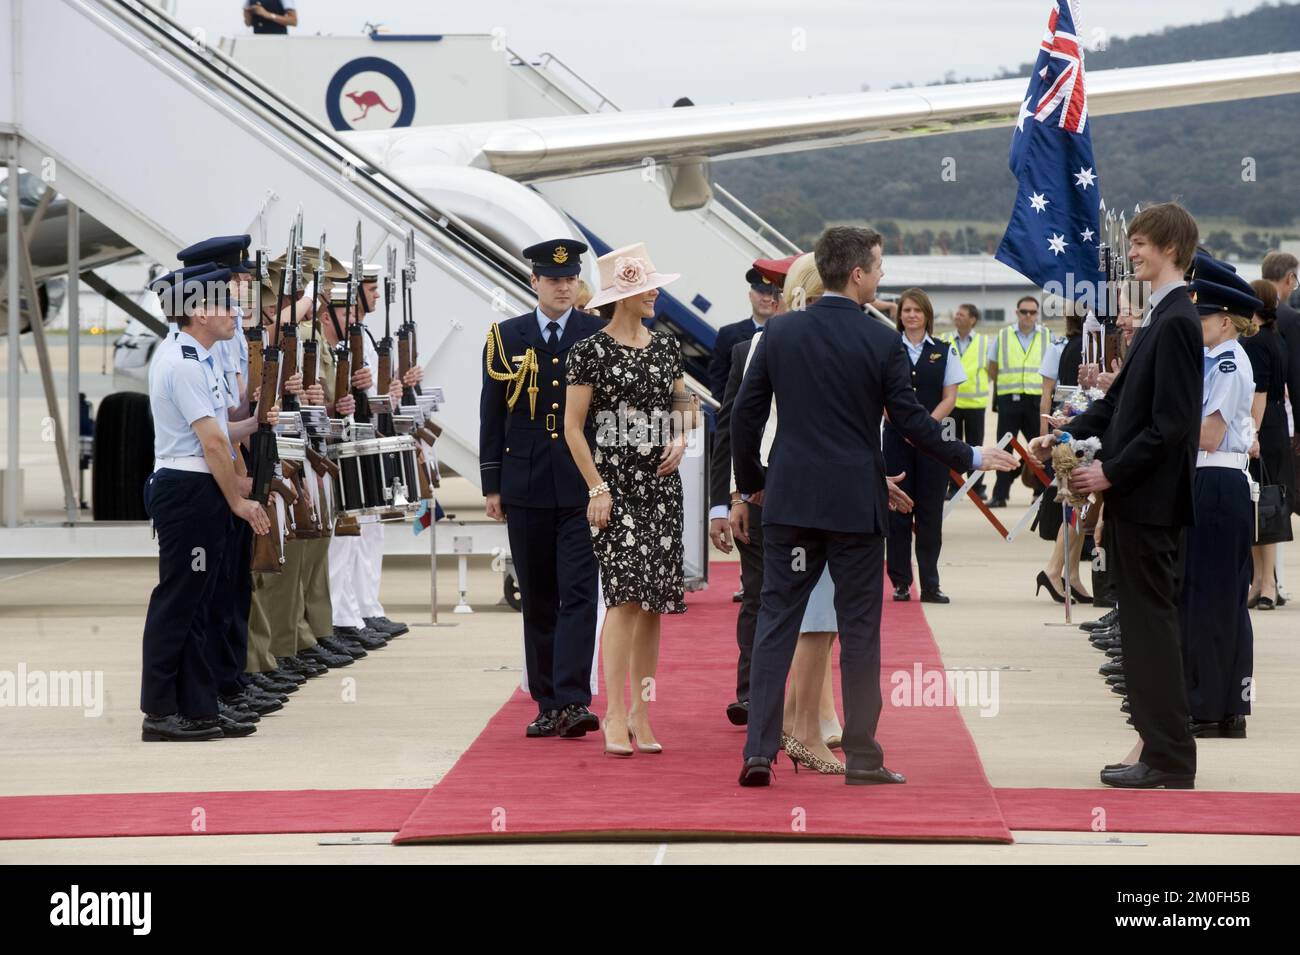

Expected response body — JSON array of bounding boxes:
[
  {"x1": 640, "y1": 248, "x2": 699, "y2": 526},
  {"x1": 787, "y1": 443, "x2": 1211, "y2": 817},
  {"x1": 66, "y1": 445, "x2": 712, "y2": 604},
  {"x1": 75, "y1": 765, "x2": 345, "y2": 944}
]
[{"x1": 995, "y1": 1, "x2": 1103, "y2": 302}]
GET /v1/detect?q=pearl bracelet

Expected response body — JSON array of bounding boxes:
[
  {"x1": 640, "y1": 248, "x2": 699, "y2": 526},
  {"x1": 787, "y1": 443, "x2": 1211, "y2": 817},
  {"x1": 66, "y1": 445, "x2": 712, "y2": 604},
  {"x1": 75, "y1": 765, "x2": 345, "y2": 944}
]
[{"x1": 588, "y1": 482, "x2": 610, "y2": 499}]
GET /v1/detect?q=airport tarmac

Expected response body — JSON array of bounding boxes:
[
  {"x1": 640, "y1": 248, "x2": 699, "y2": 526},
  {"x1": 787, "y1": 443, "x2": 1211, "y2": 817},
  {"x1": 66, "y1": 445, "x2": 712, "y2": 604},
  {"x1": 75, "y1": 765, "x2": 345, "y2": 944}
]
[{"x1": 1, "y1": 340, "x2": 1297, "y2": 863}]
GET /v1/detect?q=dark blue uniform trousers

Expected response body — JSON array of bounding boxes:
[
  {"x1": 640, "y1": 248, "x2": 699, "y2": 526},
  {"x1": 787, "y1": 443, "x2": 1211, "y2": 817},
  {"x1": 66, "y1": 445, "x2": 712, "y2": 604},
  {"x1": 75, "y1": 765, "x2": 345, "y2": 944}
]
[
  {"x1": 140, "y1": 469, "x2": 230, "y2": 719},
  {"x1": 744, "y1": 524, "x2": 886, "y2": 771},
  {"x1": 207, "y1": 517, "x2": 252, "y2": 697},
  {"x1": 1180, "y1": 468, "x2": 1254, "y2": 721},
  {"x1": 506, "y1": 503, "x2": 599, "y2": 712},
  {"x1": 884, "y1": 427, "x2": 948, "y2": 593}
]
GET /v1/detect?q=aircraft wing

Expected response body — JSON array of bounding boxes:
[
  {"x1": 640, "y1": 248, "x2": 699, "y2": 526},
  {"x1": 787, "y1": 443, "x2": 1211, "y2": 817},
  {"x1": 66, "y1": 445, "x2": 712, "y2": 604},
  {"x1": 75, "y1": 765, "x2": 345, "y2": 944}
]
[{"x1": 346, "y1": 52, "x2": 1300, "y2": 182}]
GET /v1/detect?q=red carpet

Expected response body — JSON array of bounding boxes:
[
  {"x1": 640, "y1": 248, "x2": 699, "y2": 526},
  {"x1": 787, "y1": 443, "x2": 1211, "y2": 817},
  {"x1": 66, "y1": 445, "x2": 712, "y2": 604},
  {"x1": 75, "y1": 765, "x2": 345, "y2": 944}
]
[
  {"x1": 995, "y1": 788, "x2": 1300, "y2": 837},
  {"x1": 0, "y1": 789, "x2": 425, "y2": 840},
  {"x1": 393, "y1": 563, "x2": 1014, "y2": 844}
]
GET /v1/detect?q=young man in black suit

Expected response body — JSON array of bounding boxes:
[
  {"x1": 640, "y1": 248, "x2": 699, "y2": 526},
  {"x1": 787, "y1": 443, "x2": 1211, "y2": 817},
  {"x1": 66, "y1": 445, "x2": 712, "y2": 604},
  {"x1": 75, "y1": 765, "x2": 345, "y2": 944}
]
[
  {"x1": 480, "y1": 239, "x2": 605, "y2": 741},
  {"x1": 1033, "y1": 202, "x2": 1203, "y2": 789},
  {"x1": 730, "y1": 227, "x2": 1015, "y2": 787}
]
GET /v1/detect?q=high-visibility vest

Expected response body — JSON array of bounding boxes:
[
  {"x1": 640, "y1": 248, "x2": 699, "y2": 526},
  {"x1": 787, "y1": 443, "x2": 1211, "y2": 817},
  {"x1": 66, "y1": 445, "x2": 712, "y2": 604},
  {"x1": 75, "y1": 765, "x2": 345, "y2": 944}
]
[
  {"x1": 945, "y1": 332, "x2": 991, "y2": 409},
  {"x1": 995, "y1": 325, "x2": 1051, "y2": 395}
]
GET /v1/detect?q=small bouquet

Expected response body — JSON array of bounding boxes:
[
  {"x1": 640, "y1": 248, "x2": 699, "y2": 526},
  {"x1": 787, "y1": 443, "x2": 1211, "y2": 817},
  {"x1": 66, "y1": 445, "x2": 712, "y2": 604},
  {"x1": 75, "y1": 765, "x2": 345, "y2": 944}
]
[{"x1": 1052, "y1": 433, "x2": 1102, "y2": 507}]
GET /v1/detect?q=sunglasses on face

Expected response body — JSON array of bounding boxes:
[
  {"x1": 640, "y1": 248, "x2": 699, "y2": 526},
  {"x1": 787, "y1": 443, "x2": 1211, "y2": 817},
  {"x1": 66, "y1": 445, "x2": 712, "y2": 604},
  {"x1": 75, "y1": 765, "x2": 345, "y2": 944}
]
[{"x1": 1018, "y1": 309, "x2": 1039, "y2": 316}]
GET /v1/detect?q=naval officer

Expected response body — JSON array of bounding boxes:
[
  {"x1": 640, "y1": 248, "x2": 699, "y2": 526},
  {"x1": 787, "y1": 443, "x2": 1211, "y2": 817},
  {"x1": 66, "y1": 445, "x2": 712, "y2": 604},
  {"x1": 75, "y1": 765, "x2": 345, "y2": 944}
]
[
  {"x1": 141, "y1": 266, "x2": 269, "y2": 741},
  {"x1": 480, "y1": 238, "x2": 604, "y2": 740}
]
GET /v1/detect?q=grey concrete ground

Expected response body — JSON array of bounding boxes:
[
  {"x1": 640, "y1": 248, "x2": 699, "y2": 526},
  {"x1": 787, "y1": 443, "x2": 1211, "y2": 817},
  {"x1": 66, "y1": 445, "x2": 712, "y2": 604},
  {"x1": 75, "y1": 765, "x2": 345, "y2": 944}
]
[{"x1": 2, "y1": 339, "x2": 1297, "y2": 863}]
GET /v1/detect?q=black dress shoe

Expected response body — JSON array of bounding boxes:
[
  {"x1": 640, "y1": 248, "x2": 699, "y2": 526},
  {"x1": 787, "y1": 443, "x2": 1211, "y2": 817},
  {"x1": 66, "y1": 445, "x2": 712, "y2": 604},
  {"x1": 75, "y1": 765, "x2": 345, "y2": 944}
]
[
  {"x1": 365, "y1": 616, "x2": 409, "y2": 637},
  {"x1": 988, "y1": 497, "x2": 1008, "y2": 509},
  {"x1": 526, "y1": 709, "x2": 560, "y2": 738},
  {"x1": 1190, "y1": 716, "x2": 1247, "y2": 739},
  {"x1": 249, "y1": 672, "x2": 297, "y2": 696},
  {"x1": 1089, "y1": 623, "x2": 1121, "y2": 641},
  {"x1": 1080, "y1": 608, "x2": 1119, "y2": 632},
  {"x1": 1103, "y1": 762, "x2": 1131, "y2": 771},
  {"x1": 218, "y1": 699, "x2": 260, "y2": 724},
  {"x1": 335, "y1": 626, "x2": 387, "y2": 650},
  {"x1": 230, "y1": 691, "x2": 283, "y2": 716},
  {"x1": 726, "y1": 700, "x2": 750, "y2": 726},
  {"x1": 1119, "y1": 700, "x2": 1130, "y2": 714},
  {"x1": 317, "y1": 635, "x2": 366, "y2": 659},
  {"x1": 301, "y1": 645, "x2": 354, "y2": 667},
  {"x1": 732, "y1": 587, "x2": 744, "y2": 603},
  {"x1": 892, "y1": 585, "x2": 911, "y2": 602},
  {"x1": 919, "y1": 589, "x2": 950, "y2": 604},
  {"x1": 738, "y1": 756, "x2": 773, "y2": 787},
  {"x1": 1105, "y1": 672, "x2": 1126, "y2": 685},
  {"x1": 269, "y1": 666, "x2": 307, "y2": 685},
  {"x1": 279, "y1": 655, "x2": 327, "y2": 677},
  {"x1": 141, "y1": 713, "x2": 224, "y2": 742},
  {"x1": 1100, "y1": 761, "x2": 1194, "y2": 789},
  {"x1": 1105, "y1": 646, "x2": 1125, "y2": 659},
  {"x1": 1255, "y1": 596, "x2": 1275, "y2": 611},
  {"x1": 1110, "y1": 681, "x2": 1127, "y2": 695},
  {"x1": 1099, "y1": 661, "x2": 1124, "y2": 677},
  {"x1": 556, "y1": 703, "x2": 600, "y2": 738},
  {"x1": 846, "y1": 766, "x2": 906, "y2": 786},
  {"x1": 217, "y1": 714, "x2": 258, "y2": 738}
]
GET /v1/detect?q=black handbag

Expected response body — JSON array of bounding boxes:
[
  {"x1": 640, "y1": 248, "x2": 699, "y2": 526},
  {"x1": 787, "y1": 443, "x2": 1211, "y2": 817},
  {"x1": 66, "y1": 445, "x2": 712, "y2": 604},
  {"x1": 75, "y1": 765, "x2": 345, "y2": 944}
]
[{"x1": 1256, "y1": 457, "x2": 1293, "y2": 545}]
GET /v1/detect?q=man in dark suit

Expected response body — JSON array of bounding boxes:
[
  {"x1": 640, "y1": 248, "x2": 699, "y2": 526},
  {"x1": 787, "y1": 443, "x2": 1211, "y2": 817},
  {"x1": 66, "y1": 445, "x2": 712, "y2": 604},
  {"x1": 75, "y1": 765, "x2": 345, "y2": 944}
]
[
  {"x1": 731, "y1": 227, "x2": 1014, "y2": 787},
  {"x1": 480, "y1": 239, "x2": 605, "y2": 741},
  {"x1": 1261, "y1": 251, "x2": 1300, "y2": 494},
  {"x1": 707, "y1": 267, "x2": 782, "y2": 402},
  {"x1": 1035, "y1": 203, "x2": 1203, "y2": 789},
  {"x1": 710, "y1": 335, "x2": 765, "y2": 726}
]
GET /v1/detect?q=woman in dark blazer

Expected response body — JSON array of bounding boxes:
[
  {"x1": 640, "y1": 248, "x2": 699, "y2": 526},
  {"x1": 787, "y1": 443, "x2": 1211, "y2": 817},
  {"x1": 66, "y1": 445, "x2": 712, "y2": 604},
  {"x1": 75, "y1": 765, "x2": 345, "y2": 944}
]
[{"x1": 885, "y1": 288, "x2": 966, "y2": 603}]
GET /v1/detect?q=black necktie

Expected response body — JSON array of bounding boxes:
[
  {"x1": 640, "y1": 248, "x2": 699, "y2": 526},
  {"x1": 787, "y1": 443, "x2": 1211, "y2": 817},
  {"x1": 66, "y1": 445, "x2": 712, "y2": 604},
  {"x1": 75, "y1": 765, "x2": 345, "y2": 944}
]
[{"x1": 546, "y1": 321, "x2": 560, "y2": 348}]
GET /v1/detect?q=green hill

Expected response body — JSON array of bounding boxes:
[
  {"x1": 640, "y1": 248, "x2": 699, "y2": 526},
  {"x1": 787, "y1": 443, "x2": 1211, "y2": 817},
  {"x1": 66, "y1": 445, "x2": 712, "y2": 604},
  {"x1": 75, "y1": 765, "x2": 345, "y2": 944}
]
[{"x1": 714, "y1": 2, "x2": 1300, "y2": 253}]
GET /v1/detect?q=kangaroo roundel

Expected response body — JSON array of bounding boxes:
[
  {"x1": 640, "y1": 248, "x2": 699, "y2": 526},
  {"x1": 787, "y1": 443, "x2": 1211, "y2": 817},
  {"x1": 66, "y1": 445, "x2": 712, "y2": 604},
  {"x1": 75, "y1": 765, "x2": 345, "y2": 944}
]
[{"x1": 325, "y1": 56, "x2": 417, "y2": 131}]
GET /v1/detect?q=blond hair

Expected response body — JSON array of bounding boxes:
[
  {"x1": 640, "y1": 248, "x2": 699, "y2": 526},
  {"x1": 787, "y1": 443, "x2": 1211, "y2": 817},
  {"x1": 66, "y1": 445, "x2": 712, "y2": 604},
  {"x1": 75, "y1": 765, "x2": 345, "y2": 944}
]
[{"x1": 782, "y1": 252, "x2": 824, "y2": 312}]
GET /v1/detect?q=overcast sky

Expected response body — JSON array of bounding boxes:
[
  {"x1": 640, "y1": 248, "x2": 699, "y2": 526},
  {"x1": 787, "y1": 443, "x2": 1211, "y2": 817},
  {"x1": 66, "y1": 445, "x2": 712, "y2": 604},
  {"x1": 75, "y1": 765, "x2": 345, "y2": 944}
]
[{"x1": 176, "y1": 0, "x2": 1280, "y2": 108}]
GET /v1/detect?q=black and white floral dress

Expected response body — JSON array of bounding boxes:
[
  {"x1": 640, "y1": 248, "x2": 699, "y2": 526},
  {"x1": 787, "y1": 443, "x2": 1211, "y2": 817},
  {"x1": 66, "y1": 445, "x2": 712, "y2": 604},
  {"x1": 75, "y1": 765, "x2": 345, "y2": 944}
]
[{"x1": 566, "y1": 330, "x2": 686, "y2": 614}]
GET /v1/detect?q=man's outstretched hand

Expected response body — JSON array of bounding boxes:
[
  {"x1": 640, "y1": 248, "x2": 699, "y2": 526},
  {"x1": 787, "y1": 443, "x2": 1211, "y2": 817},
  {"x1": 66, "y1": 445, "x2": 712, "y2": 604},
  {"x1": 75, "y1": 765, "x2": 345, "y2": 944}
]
[{"x1": 976, "y1": 446, "x2": 1019, "y2": 471}]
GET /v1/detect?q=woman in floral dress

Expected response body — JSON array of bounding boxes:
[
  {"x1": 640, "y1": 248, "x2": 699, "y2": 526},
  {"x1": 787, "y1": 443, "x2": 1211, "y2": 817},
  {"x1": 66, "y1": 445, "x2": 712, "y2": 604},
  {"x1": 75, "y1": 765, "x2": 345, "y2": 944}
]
[{"x1": 564, "y1": 242, "x2": 698, "y2": 757}]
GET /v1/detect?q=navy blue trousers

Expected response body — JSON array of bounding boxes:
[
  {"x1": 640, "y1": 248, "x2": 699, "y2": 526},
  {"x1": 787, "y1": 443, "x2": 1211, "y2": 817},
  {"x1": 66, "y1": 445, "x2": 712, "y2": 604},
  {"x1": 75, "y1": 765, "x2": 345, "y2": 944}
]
[
  {"x1": 1180, "y1": 468, "x2": 1254, "y2": 720},
  {"x1": 506, "y1": 504, "x2": 599, "y2": 711},
  {"x1": 140, "y1": 469, "x2": 230, "y2": 718},
  {"x1": 884, "y1": 426, "x2": 948, "y2": 593},
  {"x1": 745, "y1": 524, "x2": 886, "y2": 771},
  {"x1": 206, "y1": 517, "x2": 252, "y2": 696}
]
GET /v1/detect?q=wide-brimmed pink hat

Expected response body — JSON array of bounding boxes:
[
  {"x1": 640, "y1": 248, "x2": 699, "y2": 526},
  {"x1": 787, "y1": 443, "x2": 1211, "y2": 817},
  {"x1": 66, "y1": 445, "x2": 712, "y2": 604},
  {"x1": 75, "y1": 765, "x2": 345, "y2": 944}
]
[{"x1": 585, "y1": 242, "x2": 680, "y2": 309}]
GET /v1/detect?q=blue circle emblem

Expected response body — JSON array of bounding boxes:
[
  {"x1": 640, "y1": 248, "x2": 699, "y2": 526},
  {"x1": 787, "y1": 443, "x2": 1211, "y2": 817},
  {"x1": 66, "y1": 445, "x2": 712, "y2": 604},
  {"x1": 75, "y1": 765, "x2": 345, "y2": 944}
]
[{"x1": 325, "y1": 57, "x2": 416, "y2": 131}]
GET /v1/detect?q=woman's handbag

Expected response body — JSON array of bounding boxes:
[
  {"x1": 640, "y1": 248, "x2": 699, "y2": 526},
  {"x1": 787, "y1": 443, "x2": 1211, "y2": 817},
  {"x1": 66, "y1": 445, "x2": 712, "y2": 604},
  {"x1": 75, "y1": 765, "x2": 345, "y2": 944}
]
[{"x1": 1255, "y1": 457, "x2": 1293, "y2": 545}]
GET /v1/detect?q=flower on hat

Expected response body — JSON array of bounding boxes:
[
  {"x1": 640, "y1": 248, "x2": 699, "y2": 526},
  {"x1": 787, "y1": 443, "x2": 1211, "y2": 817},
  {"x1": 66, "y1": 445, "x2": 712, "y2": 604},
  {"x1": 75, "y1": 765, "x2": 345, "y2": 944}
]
[{"x1": 613, "y1": 256, "x2": 648, "y2": 292}]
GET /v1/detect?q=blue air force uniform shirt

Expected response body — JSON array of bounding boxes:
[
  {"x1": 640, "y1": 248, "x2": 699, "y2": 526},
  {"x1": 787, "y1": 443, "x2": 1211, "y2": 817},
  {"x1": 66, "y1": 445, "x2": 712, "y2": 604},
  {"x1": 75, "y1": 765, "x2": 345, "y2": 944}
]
[
  {"x1": 1201, "y1": 340, "x2": 1256, "y2": 455},
  {"x1": 149, "y1": 330, "x2": 232, "y2": 460}
]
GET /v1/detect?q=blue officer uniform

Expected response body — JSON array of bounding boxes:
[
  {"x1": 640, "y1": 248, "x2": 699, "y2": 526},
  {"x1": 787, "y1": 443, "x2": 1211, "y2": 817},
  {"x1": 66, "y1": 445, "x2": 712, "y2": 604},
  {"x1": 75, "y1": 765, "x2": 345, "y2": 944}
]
[
  {"x1": 480, "y1": 239, "x2": 603, "y2": 723},
  {"x1": 1179, "y1": 254, "x2": 1261, "y2": 734},
  {"x1": 885, "y1": 334, "x2": 966, "y2": 596},
  {"x1": 173, "y1": 238, "x2": 259, "y2": 702},
  {"x1": 141, "y1": 268, "x2": 238, "y2": 730}
]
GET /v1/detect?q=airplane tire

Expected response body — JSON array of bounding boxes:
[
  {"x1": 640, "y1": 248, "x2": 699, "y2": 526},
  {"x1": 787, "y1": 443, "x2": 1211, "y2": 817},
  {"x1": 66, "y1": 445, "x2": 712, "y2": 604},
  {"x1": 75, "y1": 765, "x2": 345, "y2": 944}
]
[{"x1": 92, "y1": 392, "x2": 154, "y2": 521}]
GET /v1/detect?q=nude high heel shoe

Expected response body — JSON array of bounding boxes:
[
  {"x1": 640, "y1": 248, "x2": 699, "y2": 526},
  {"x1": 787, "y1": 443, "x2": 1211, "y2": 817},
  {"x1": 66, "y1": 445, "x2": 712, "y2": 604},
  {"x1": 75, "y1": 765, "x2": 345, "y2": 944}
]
[
  {"x1": 603, "y1": 719, "x2": 633, "y2": 758},
  {"x1": 627, "y1": 711, "x2": 662, "y2": 753}
]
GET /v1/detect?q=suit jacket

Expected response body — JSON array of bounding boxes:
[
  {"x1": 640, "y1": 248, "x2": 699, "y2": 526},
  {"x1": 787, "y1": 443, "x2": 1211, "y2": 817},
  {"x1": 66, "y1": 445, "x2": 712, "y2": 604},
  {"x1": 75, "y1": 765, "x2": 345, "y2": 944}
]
[
  {"x1": 1064, "y1": 285, "x2": 1201, "y2": 527},
  {"x1": 1275, "y1": 301, "x2": 1300, "y2": 429},
  {"x1": 710, "y1": 338, "x2": 754, "y2": 509},
  {"x1": 708, "y1": 317, "x2": 761, "y2": 402},
  {"x1": 731, "y1": 296, "x2": 974, "y2": 534},
  {"x1": 479, "y1": 309, "x2": 604, "y2": 508}
]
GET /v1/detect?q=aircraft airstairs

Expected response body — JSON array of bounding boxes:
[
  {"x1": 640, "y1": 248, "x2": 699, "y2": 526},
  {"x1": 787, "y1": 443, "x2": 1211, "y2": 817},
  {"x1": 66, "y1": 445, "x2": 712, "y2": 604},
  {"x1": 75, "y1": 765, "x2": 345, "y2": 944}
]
[{"x1": 0, "y1": 0, "x2": 711, "y2": 587}]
